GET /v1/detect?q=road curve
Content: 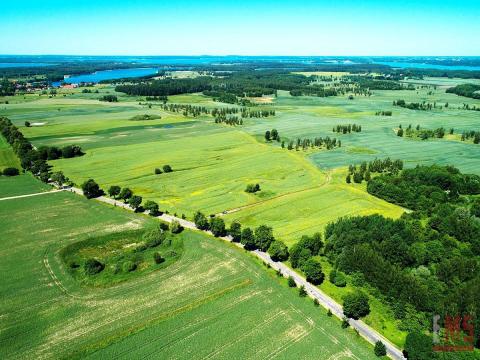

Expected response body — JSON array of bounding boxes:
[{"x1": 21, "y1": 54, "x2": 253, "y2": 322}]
[{"x1": 66, "y1": 186, "x2": 405, "y2": 360}]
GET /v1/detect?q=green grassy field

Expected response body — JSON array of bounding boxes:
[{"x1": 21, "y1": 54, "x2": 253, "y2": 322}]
[
  {"x1": 0, "y1": 87, "x2": 407, "y2": 243},
  {"x1": 0, "y1": 182, "x2": 377, "y2": 359},
  {"x1": 0, "y1": 173, "x2": 51, "y2": 197},
  {"x1": 0, "y1": 134, "x2": 20, "y2": 171}
]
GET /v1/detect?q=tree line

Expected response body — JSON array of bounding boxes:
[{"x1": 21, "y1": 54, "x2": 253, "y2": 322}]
[
  {"x1": 374, "y1": 110, "x2": 392, "y2": 116},
  {"x1": 346, "y1": 158, "x2": 404, "y2": 184},
  {"x1": 158, "y1": 103, "x2": 275, "y2": 120},
  {"x1": 393, "y1": 99, "x2": 438, "y2": 111},
  {"x1": 214, "y1": 115, "x2": 243, "y2": 126},
  {"x1": 446, "y1": 84, "x2": 480, "y2": 100},
  {"x1": 282, "y1": 136, "x2": 340, "y2": 151},
  {"x1": 397, "y1": 124, "x2": 446, "y2": 140},
  {"x1": 461, "y1": 130, "x2": 480, "y2": 144},
  {"x1": 333, "y1": 124, "x2": 362, "y2": 134}
]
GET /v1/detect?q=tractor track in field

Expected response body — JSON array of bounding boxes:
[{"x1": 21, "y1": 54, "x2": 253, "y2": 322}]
[
  {"x1": 43, "y1": 250, "x2": 81, "y2": 299},
  {"x1": 0, "y1": 189, "x2": 62, "y2": 201},
  {"x1": 216, "y1": 170, "x2": 333, "y2": 216}
]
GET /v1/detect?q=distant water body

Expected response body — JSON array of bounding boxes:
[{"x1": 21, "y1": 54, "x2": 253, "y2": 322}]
[
  {"x1": 373, "y1": 61, "x2": 480, "y2": 71},
  {"x1": 53, "y1": 67, "x2": 159, "y2": 86}
]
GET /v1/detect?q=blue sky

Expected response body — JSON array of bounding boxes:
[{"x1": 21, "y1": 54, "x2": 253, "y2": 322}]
[{"x1": 0, "y1": 0, "x2": 479, "y2": 55}]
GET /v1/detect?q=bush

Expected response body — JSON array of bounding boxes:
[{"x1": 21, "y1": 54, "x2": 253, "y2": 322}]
[
  {"x1": 229, "y1": 221, "x2": 242, "y2": 242},
  {"x1": 298, "y1": 285, "x2": 307, "y2": 297},
  {"x1": 404, "y1": 331, "x2": 433, "y2": 360},
  {"x1": 267, "y1": 240, "x2": 289, "y2": 261},
  {"x1": 144, "y1": 200, "x2": 160, "y2": 216},
  {"x1": 81, "y1": 179, "x2": 103, "y2": 199},
  {"x1": 100, "y1": 95, "x2": 118, "y2": 102},
  {"x1": 329, "y1": 269, "x2": 347, "y2": 287},
  {"x1": 123, "y1": 261, "x2": 137, "y2": 272},
  {"x1": 254, "y1": 225, "x2": 275, "y2": 251},
  {"x1": 240, "y1": 227, "x2": 256, "y2": 250},
  {"x1": 108, "y1": 185, "x2": 121, "y2": 199},
  {"x1": 170, "y1": 220, "x2": 183, "y2": 234},
  {"x1": 84, "y1": 258, "x2": 105, "y2": 275},
  {"x1": 159, "y1": 222, "x2": 169, "y2": 231},
  {"x1": 288, "y1": 276, "x2": 296, "y2": 287},
  {"x1": 128, "y1": 195, "x2": 142, "y2": 211},
  {"x1": 327, "y1": 309, "x2": 332, "y2": 317},
  {"x1": 163, "y1": 250, "x2": 178, "y2": 258},
  {"x1": 374, "y1": 341, "x2": 387, "y2": 357},
  {"x1": 68, "y1": 260, "x2": 80, "y2": 269},
  {"x1": 209, "y1": 217, "x2": 226, "y2": 237},
  {"x1": 194, "y1": 211, "x2": 209, "y2": 230},
  {"x1": 25, "y1": 121, "x2": 31, "y2": 127},
  {"x1": 154, "y1": 168, "x2": 162, "y2": 174},
  {"x1": 471, "y1": 199, "x2": 480, "y2": 218},
  {"x1": 3, "y1": 167, "x2": 19, "y2": 176},
  {"x1": 341, "y1": 317, "x2": 350, "y2": 328},
  {"x1": 143, "y1": 228, "x2": 165, "y2": 248},
  {"x1": 245, "y1": 183, "x2": 260, "y2": 193},
  {"x1": 301, "y1": 258, "x2": 325, "y2": 285},
  {"x1": 162, "y1": 165, "x2": 173, "y2": 173},
  {"x1": 313, "y1": 298, "x2": 320, "y2": 307},
  {"x1": 153, "y1": 252, "x2": 165, "y2": 264},
  {"x1": 119, "y1": 187, "x2": 132, "y2": 202},
  {"x1": 289, "y1": 244, "x2": 312, "y2": 269},
  {"x1": 112, "y1": 263, "x2": 121, "y2": 274},
  {"x1": 61, "y1": 145, "x2": 84, "y2": 158},
  {"x1": 134, "y1": 243, "x2": 148, "y2": 253},
  {"x1": 343, "y1": 291, "x2": 370, "y2": 319},
  {"x1": 297, "y1": 233, "x2": 323, "y2": 255}
]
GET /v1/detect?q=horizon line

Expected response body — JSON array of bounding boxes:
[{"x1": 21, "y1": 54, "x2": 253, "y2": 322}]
[{"x1": 1, "y1": 54, "x2": 480, "y2": 57}]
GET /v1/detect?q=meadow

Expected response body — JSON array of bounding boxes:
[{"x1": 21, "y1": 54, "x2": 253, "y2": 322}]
[
  {"x1": 0, "y1": 132, "x2": 20, "y2": 170},
  {"x1": 0, "y1": 173, "x2": 51, "y2": 197},
  {"x1": 0, "y1": 179, "x2": 377, "y2": 359}
]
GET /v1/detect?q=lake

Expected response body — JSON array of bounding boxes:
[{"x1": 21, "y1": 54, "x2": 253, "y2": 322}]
[
  {"x1": 53, "y1": 67, "x2": 159, "y2": 86},
  {"x1": 373, "y1": 61, "x2": 480, "y2": 71}
]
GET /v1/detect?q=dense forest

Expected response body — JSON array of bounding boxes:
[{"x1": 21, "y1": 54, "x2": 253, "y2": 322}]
[
  {"x1": 114, "y1": 71, "x2": 408, "y2": 100},
  {"x1": 0, "y1": 61, "x2": 146, "y2": 82},
  {"x1": 328, "y1": 165, "x2": 480, "y2": 351},
  {"x1": 446, "y1": 84, "x2": 480, "y2": 99},
  {"x1": 367, "y1": 165, "x2": 480, "y2": 211}
]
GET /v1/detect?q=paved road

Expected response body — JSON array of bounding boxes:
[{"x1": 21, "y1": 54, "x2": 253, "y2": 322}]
[
  {"x1": 0, "y1": 189, "x2": 62, "y2": 201},
  {"x1": 67, "y1": 186, "x2": 405, "y2": 360}
]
